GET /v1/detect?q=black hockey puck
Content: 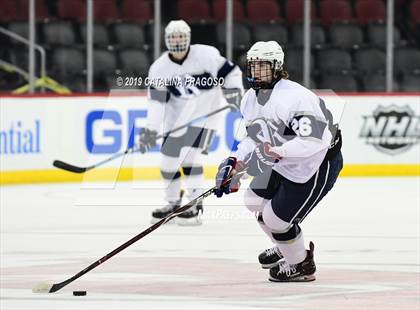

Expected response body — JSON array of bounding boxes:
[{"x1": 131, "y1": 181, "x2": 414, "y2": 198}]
[{"x1": 73, "y1": 291, "x2": 87, "y2": 296}]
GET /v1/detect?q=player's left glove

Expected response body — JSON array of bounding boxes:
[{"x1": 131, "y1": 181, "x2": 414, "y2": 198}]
[
  {"x1": 214, "y1": 157, "x2": 245, "y2": 198},
  {"x1": 243, "y1": 142, "x2": 282, "y2": 176}
]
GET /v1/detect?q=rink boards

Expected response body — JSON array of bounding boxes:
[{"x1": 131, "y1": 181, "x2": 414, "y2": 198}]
[{"x1": 1, "y1": 92, "x2": 419, "y2": 184}]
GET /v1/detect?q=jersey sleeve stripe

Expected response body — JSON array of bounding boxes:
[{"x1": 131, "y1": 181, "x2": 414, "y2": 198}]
[
  {"x1": 192, "y1": 72, "x2": 214, "y2": 90},
  {"x1": 217, "y1": 60, "x2": 236, "y2": 79}
]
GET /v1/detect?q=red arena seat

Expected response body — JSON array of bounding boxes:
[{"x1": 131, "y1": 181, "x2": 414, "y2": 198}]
[
  {"x1": 355, "y1": 0, "x2": 386, "y2": 25},
  {"x1": 58, "y1": 0, "x2": 86, "y2": 22},
  {"x1": 320, "y1": 0, "x2": 353, "y2": 25},
  {"x1": 247, "y1": 0, "x2": 282, "y2": 23},
  {"x1": 285, "y1": 0, "x2": 317, "y2": 24},
  {"x1": 213, "y1": 0, "x2": 246, "y2": 22},
  {"x1": 122, "y1": 0, "x2": 153, "y2": 22},
  {"x1": 177, "y1": 0, "x2": 212, "y2": 22}
]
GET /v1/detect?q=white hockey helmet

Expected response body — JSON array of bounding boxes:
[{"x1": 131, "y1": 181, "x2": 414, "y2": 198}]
[
  {"x1": 247, "y1": 41, "x2": 284, "y2": 68},
  {"x1": 164, "y1": 20, "x2": 191, "y2": 54},
  {"x1": 246, "y1": 41, "x2": 285, "y2": 89}
]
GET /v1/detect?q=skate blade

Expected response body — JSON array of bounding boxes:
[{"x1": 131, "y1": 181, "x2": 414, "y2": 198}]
[
  {"x1": 175, "y1": 217, "x2": 203, "y2": 226},
  {"x1": 268, "y1": 274, "x2": 316, "y2": 282},
  {"x1": 261, "y1": 258, "x2": 285, "y2": 269}
]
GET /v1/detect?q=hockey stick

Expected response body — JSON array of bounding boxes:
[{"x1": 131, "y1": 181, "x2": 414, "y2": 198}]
[
  {"x1": 32, "y1": 171, "x2": 245, "y2": 294},
  {"x1": 53, "y1": 104, "x2": 236, "y2": 173}
]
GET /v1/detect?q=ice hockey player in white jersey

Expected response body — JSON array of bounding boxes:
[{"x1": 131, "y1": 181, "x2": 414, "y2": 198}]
[
  {"x1": 214, "y1": 41, "x2": 343, "y2": 281},
  {"x1": 139, "y1": 20, "x2": 244, "y2": 226}
]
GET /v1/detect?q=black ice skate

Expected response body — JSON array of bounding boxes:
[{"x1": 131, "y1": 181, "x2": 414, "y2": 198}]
[
  {"x1": 151, "y1": 190, "x2": 184, "y2": 224},
  {"x1": 175, "y1": 201, "x2": 203, "y2": 226},
  {"x1": 258, "y1": 246, "x2": 284, "y2": 269},
  {"x1": 269, "y1": 241, "x2": 316, "y2": 282}
]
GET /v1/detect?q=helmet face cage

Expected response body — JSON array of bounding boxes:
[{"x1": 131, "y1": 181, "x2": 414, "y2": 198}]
[
  {"x1": 165, "y1": 32, "x2": 191, "y2": 54},
  {"x1": 246, "y1": 59, "x2": 276, "y2": 90}
]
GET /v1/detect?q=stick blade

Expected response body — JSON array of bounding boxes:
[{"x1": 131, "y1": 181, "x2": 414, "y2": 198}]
[
  {"x1": 53, "y1": 160, "x2": 87, "y2": 173},
  {"x1": 32, "y1": 282, "x2": 54, "y2": 293}
]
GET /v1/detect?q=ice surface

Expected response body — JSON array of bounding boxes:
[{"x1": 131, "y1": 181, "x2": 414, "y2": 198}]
[{"x1": 1, "y1": 177, "x2": 419, "y2": 310}]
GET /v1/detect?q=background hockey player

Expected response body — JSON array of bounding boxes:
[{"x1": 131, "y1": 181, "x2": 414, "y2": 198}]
[
  {"x1": 139, "y1": 20, "x2": 244, "y2": 226},
  {"x1": 214, "y1": 41, "x2": 343, "y2": 282}
]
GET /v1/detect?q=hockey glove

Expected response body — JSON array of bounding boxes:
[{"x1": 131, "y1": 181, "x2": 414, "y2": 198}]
[
  {"x1": 214, "y1": 157, "x2": 245, "y2": 198},
  {"x1": 243, "y1": 142, "x2": 282, "y2": 176},
  {"x1": 222, "y1": 88, "x2": 242, "y2": 112},
  {"x1": 138, "y1": 128, "x2": 158, "y2": 153}
]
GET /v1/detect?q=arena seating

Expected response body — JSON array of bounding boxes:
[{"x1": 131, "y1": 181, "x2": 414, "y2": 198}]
[
  {"x1": 291, "y1": 22, "x2": 326, "y2": 48},
  {"x1": 362, "y1": 73, "x2": 400, "y2": 91},
  {"x1": 285, "y1": 0, "x2": 317, "y2": 24},
  {"x1": 213, "y1": 0, "x2": 246, "y2": 22},
  {"x1": 354, "y1": 48, "x2": 386, "y2": 74},
  {"x1": 329, "y1": 22, "x2": 364, "y2": 49},
  {"x1": 355, "y1": 0, "x2": 386, "y2": 25},
  {"x1": 19, "y1": 0, "x2": 50, "y2": 20},
  {"x1": 253, "y1": 23, "x2": 288, "y2": 46},
  {"x1": 177, "y1": 0, "x2": 212, "y2": 22},
  {"x1": 58, "y1": 0, "x2": 86, "y2": 22},
  {"x1": 367, "y1": 21, "x2": 402, "y2": 48},
  {"x1": 319, "y1": 0, "x2": 353, "y2": 26},
  {"x1": 43, "y1": 21, "x2": 76, "y2": 46},
  {"x1": 1, "y1": 0, "x2": 419, "y2": 92},
  {"x1": 93, "y1": 0, "x2": 120, "y2": 22},
  {"x1": 121, "y1": 0, "x2": 153, "y2": 23},
  {"x1": 80, "y1": 23, "x2": 111, "y2": 47},
  {"x1": 247, "y1": 0, "x2": 283, "y2": 23},
  {"x1": 114, "y1": 22, "x2": 147, "y2": 49},
  {"x1": 319, "y1": 73, "x2": 358, "y2": 91},
  {"x1": 0, "y1": 0, "x2": 19, "y2": 22}
]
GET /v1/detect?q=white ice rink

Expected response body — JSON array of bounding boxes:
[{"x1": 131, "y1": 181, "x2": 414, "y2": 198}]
[{"x1": 1, "y1": 177, "x2": 419, "y2": 310}]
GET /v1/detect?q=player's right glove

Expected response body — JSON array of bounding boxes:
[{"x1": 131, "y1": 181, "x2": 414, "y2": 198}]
[
  {"x1": 214, "y1": 157, "x2": 245, "y2": 198},
  {"x1": 138, "y1": 128, "x2": 158, "y2": 153}
]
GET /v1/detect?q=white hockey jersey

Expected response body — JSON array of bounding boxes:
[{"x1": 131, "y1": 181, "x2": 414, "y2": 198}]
[
  {"x1": 234, "y1": 79, "x2": 333, "y2": 183},
  {"x1": 146, "y1": 44, "x2": 243, "y2": 137}
]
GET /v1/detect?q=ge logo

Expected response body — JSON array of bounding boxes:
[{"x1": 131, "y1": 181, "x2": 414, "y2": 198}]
[{"x1": 291, "y1": 116, "x2": 313, "y2": 137}]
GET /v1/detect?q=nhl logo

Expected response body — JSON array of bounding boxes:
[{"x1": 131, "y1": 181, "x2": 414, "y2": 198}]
[{"x1": 360, "y1": 105, "x2": 420, "y2": 155}]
